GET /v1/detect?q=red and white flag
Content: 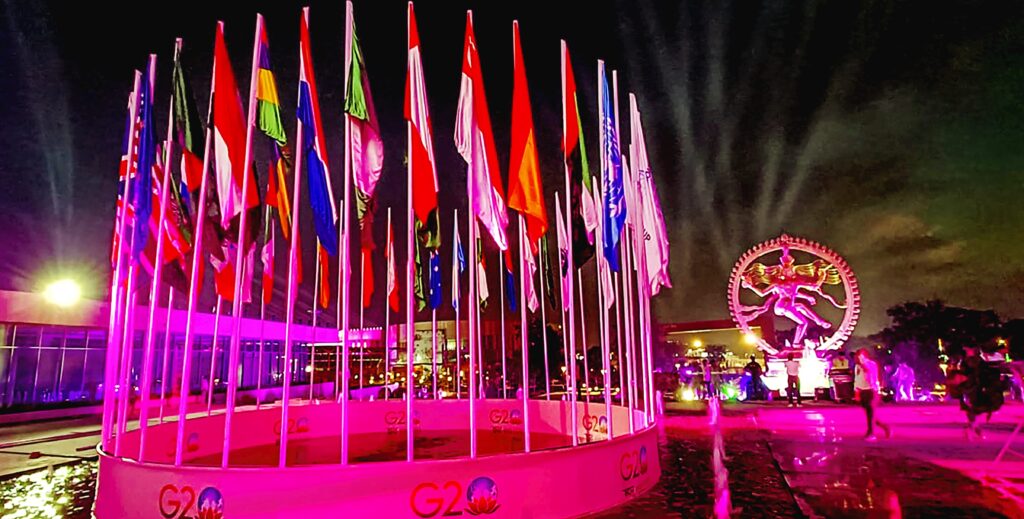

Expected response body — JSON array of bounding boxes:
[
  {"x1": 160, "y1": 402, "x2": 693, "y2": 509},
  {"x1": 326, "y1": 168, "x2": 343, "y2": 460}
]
[
  {"x1": 261, "y1": 225, "x2": 274, "y2": 305},
  {"x1": 454, "y1": 11, "x2": 508, "y2": 251},
  {"x1": 386, "y1": 220, "x2": 399, "y2": 313},
  {"x1": 405, "y1": 3, "x2": 438, "y2": 228},
  {"x1": 212, "y1": 23, "x2": 258, "y2": 229}
]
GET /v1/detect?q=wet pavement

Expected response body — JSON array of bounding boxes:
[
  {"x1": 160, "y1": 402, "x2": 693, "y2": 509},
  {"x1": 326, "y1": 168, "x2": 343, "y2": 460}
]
[{"x1": 4, "y1": 401, "x2": 1024, "y2": 517}]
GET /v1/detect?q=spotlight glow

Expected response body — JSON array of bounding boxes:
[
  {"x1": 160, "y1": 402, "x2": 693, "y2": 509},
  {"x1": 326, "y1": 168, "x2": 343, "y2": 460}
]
[{"x1": 43, "y1": 279, "x2": 81, "y2": 308}]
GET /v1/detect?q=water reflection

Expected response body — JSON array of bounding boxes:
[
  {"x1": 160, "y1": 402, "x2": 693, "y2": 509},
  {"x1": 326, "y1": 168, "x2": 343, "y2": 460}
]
[{"x1": 0, "y1": 462, "x2": 95, "y2": 519}]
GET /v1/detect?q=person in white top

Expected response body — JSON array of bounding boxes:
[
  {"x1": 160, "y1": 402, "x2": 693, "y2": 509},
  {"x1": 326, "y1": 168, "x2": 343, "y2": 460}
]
[
  {"x1": 784, "y1": 353, "x2": 801, "y2": 407},
  {"x1": 854, "y1": 349, "x2": 891, "y2": 441}
]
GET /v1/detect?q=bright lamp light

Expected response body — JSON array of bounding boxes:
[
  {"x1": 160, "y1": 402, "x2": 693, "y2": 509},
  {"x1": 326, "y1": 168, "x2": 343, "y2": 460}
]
[
  {"x1": 43, "y1": 279, "x2": 81, "y2": 308},
  {"x1": 743, "y1": 333, "x2": 759, "y2": 345}
]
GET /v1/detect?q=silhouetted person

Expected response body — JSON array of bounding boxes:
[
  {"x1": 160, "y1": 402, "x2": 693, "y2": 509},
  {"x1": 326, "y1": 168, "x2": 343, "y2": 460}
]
[
  {"x1": 785, "y1": 353, "x2": 801, "y2": 407},
  {"x1": 855, "y1": 349, "x2": 891, "y2": 441},
  {"x1": 744, "y1": 355, "x2": 766, "y2": 400}
]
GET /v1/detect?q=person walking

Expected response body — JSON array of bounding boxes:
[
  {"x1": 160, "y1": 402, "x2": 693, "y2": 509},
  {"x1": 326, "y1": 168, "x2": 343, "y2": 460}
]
[
  {"x1": 854, "y1": 349, "x2": 891, "y2": 441},
  {"x1": 785, "y1": 353, "x2": 801, "y2": 407}
]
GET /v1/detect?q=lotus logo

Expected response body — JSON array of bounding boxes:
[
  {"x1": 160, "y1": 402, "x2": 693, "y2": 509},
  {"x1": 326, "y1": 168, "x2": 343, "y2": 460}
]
[
  {"x1": 465, "y1": 477, "x2": 499, "y2": 515},
  {"x1": 196, "y1": 487, "x2": 223, "y2": 519}
]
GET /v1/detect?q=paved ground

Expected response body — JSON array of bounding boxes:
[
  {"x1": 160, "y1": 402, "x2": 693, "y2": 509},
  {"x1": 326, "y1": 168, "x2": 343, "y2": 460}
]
[
  {"x1": 0, "y1": 416, "x2": 100, "y2": 479},
  {"x1": 672, "y1": 400, "x2": 1024, "y2": 517}
]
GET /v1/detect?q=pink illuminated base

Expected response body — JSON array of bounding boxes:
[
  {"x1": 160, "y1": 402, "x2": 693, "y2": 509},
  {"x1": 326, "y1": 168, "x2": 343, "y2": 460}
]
[{"x1": 94, "y1": 400, "x2": 659, "y2": 518}]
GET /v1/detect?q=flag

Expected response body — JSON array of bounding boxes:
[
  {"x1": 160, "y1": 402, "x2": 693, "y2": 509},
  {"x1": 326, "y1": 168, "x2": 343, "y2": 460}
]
[
  {"x1": 539, "y1": 235, "x2": 557, "y2": 309},
  {"x1": 256, "y1": 22, "x2": 287, "y2": 145},
  {"x1": 211, "y1": 242, "x2": 254, "y2": 303},
  {"x1": 345, "y1": 8, "x2": 385, "y2": 256},
  {"x1": 507, "y1": 22, "x2": 547, "y2": 254},
  {"x1": 452, "y1": 216, "x2": 465, "y2": 311},
  {"x1": 555, "y1": 198, "x2": 571, "y2": 303},
  {"x1": 362, "y1": 250, "x2": 374, "y2": 308},
  {"x1": 455, "y1": 12, "x2": 508, "y2": 251},
  {"x1": 504, "y1": 251, "x2": 517, "y2": 313},
  {"x1": 139, "y1": 162, "x2": 190, "y2": 293},
  {"x1": 405, "y1": 4, "x2": 439, "y2": 233},
  {"x1": 318, "y1": 243, "x2": 330, "y2": 309},
  {"x1": 298, "y1": 11, "x2": 339, "y2": 256},
  {"x1": 629, "y1": 95, "x2": 672, "y2": 295},
  {"x1": 386, "y1": 220, "x2": 399, "y2": 313},
  {"x1": 562, "y1": 42, "x2": 597, "y2": 269},
  {"x1": 171, "y1": 45, "x2": 205, "y2": 195},
  {"x1": 266, "y1": 145, "x2": 292, "y2": 240},
  {"x1": 131, "y1": 59, "x2": 157, "y2": 263},
  {"x1": 112, "y1": 87, "x2": 136, "y2": 269},
  {"x1": 476, "y1": 228, "x2": 489, "y2": 306},
  {"x1": 428, "y1": 250, "x2": 442, "y2": 310},
  {"x1": 599, "y1": 62, "x2": 626, "y2": 273},
  {"x1": 594, "y1": 186, "x2": 615, "y2": 310},
  {"x1": 212, "y1": 24, "x2": 259, "y2": 230},
  {"x1": 261, "y1": 225, "x2": 275, "y2": 305}
]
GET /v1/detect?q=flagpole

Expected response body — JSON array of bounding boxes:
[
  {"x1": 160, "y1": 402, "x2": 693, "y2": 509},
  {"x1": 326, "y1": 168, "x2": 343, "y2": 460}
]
[
  {"x1": 174, "y1": 40, "x2": 218, "y2": 463},
  {"x1": 577, "y1": 268, "x2": 590, "y2": 412},
  {"x1": 359, "y1": 251, "x2": 365, "y2": 391},
  {"x1": 311, "y1": 241, "x2": 321, "y2": 402},
  {"x1": 158, "y1": 289, "x2": 174, "y2": 423},
  {"x1": 256, "y1": 211, "x2": 268, "y2": 409},
  {"x1": 207, "y1": 296, "x2": 222, "y2": 415},
  {"x1": 468, "y1": 186, "x2": 479, "y2": 459},
  {"x1": 560, "y1": 41, "x2": 579, "y2": 447},
  {"x1": 279, "y1": 9, "x2": 309, "y2": 462},
  {"x1": 617, "y1": 84, "x2": 638, "y2": 433},
  {"x1": 140, "y1": 48, "x2": 177, "y2": 457},
  {"x1": 102, "y1": 71, "x2": 141, "y2": 453},
  {"x1": 454, "y1": 209, "x2": 462, "y2": 399},
  {"x1": 384, "y1": 208, "x2": 392, "y2": 401},
  {"x1": 139, "y1": 49, "x2": 174, "y2": 459},
  {"x1": 611, "y1": 69, "x2": 628, "y2": 418},
  {"x1": 405, "y1": 102, "x2": 416, "y2": 464},
  {"x1": 115, "y1": 55, "x2": 158, "y2": 457},
  {"x1": 339, "y1": 0, "x2": 355, "y2": 465},
  {"x1": 499, "y1": 252, "x2": 507, "y2": 399},
  {"x1": 476, "y1": 249, "x2": 484, "y2": 397},
  {"x1": 518, "y1": 215, "x2": 531, "y2": 452},
  {"x1": 539, "y1": 243, "x2": 550, "y2": 400},
  {"x1": 597, "y1": 60, "x2": 614, "y2": 440},
  {"x1": 432, "y1": 308, "x2": 438, "y2": 398},
  {"x1": 219, "y1": 13, "x2": 264, "y2": 468},
  {"x1": 554, "y1": 192, "x2": 570, "y2": 407}
]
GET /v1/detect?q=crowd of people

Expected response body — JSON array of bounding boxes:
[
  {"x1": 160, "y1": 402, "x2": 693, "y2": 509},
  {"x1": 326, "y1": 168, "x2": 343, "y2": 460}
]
[{"x1": 673, "y1": 339, "x2": 1018, "y2": 440}]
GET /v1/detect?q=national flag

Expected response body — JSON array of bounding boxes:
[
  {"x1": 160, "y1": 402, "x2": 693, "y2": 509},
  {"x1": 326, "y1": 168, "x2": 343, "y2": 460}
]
[
  {"x1": 362, "y1": 250, "x2": 374, "y2": 308},
  {"x1": 629, "y1": 95, "x2": 672, "y2": 295},
  {"x1": 256, "y1": 22, "x2": 287, "y2": 145},
  {"x1": 261, "y1": 225, "x2": 275, "y2": 305},
  {"x1": 112, "y1": 87, "x2": 136, "y2": 269},
  {"x1": 594, "y1": 186, "x2": 615, "y2": 310},
  {"x1": 405, "y1": 4, "x2": 439, "y2": 233},
  {"x1": 555, "y1": 198, "x2": 571, "y2": 303},
  {"x1": 171, "y1": 44, "x2": 205, "y2": 194},
  {"x1": 561, "y1": 42, "x2": 597, "y2": 268},
  {"x1": 520, "y1": 226, "x2": 540, "y2": 313},
  {"x1": 266, "y1": 145, "x2": 292, "y2": 240},
  {"x1": 131, "y1": 58, "x2": 157, "y2": 264},
  {"x1": 539, "y1": 235, "x2": 557, "y2": 309},
  {"x1": 504, "y1": 251, "x2": 517, "y2": 313},
  {"x1": 386, "y1": 220, "x2": 399, "y2": 313},
  {"x1": 507, "y1": 22, "x2": 547, "y2": 254},
  {"x1": 211, "y1": 242, "x2": 254, "y2": 303},
  {"x1": 476, "y1": 230, "x2": 489, "y2": 306},
  {"x1": 455, "y1": 12, "x2": 508, "y2": 251},
  {"x1": 298, "y1": 10, "x2": 339, "y2": 256},
  {"x1": 345, "y1": 7, "x2": 385, "y2": 256},
  {"x1": 599, "y1": 62, "x2": 626, "y2": 272},
  {"x1": 452, "y1": 215, "x2": 465, "y2": 311},
  {"x1": 212, "y1": 24, "x2": 259, "y2": 230},
  {"x1": 317, "y1": 243, "x2": 330, "y2": 309},
  {"x1": 428, "y1": 250, "x2": 442, "y2": 310},
  {"x1": 139, "y1": 162, "x2": 190, "y2": 293}
]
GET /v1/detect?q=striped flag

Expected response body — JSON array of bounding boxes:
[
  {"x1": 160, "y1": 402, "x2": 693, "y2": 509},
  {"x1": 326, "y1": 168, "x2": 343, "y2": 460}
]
[
  {"x1": 298, "y1": 11, "x2": 339, "y2": 256},
  {"x1": 405, "y1": 4, "x2": 439, "y2": 231},
  {"x1": 386, "y1": 220, "x2": 399, "y2": 313},
  {"x1": 131, "y1": 58, "x2": 156, "y2": 263},
  {"x1": 561, "y1": 42, "x2": 597, "y2": 268},
  {"x1": 455, "y1": 11, "x2": 508, "y2": 251},
  {"x1": 261, "y1": 225, "x2": 274, "y2": 305}
]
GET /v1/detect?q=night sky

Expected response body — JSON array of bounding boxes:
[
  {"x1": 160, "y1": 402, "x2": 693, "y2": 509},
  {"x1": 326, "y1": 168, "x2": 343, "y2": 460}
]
[{"x1": 1, "y1": 0, "x2": 1022, "y2": 335}]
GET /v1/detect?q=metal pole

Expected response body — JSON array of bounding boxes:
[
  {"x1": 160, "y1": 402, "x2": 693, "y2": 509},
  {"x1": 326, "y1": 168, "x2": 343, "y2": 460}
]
[
  {"x1": 432, "y1": 309, "x2": 438, "y2": 398},
  {"x1": 560, "y1": 41, "x2": 579, "y2": 447},
  {"x1": 340, "y1": 0, "x2": 356, "y2": 466},
  {"x1": 384, "y1": 208, "x2": 392, "y2": 401},
  {"x1": 311, "y1": 240, "x2": 321, "y2": 403},
  {"x1": 359, "y1": 251, "x2": 365, "y2": 391},
  {"x1": 499, "y1": 252, "x2": 507, "y2": 399},
  {"x1": 539, "y1": 240, "x2": 550, "y2": 400},
  {"x1": 207, "y1": 297, "x2": 223, "y2": 415},
  {"x1": 405, "y1": 109, "x2": 415, "y2": 464},
  {"x1": 159, "y1": 290, "x2": 174, "y2": 423},
  {"x1": 454, "y1": 210, "x2": 461, "y2": 400},
  {"x1": 517, "y1": 214, "x2": 531, "y2": 452},
  {"x1": 578, "y1": 268, "x2": 590, "y2": 413}
]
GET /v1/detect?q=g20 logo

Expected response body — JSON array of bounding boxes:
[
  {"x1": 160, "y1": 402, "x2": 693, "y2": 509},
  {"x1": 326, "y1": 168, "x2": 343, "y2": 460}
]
[
  {"x1": 385, "y1": 411, "x2": 421, "y2": 433},
  {"x1": 410, "y1": 476, "x2": 499, "y2": 517},
  {"x1": 619, "y1": 446, "x2": 649, "y2": 482},
  {"x1": 272, "y1": 417, "x2": 310, "y2": 436},
  {"x1": 488, "y1": 409, "x2": 522, "y2": 430},
  {"x1": 159, "y1": 485, "x2": 223, "y2": 519}
]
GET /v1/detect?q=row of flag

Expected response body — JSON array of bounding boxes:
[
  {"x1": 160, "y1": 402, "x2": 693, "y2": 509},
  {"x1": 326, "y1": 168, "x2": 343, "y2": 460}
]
[{"x1": 110, "y1": 3, "x2": 672, "y2": 333}]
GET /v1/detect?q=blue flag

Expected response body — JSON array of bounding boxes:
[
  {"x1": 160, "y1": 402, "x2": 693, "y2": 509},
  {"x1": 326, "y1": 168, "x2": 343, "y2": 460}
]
[
  {"x1": 599, "y1": 64, "x2": 626, "y2": 272},
  {"x1": 131, "y1": 60, "x2": 157, "y2": 263},
  {"x1": 429, "y1": 250, "x2": 442, "y2": 310},
  {"x1": 452, "y1": 228, "x2": 466, "y2": 311},
  {"x1": 504, "y1": 252, "x2": 517, "y2": 313}
]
